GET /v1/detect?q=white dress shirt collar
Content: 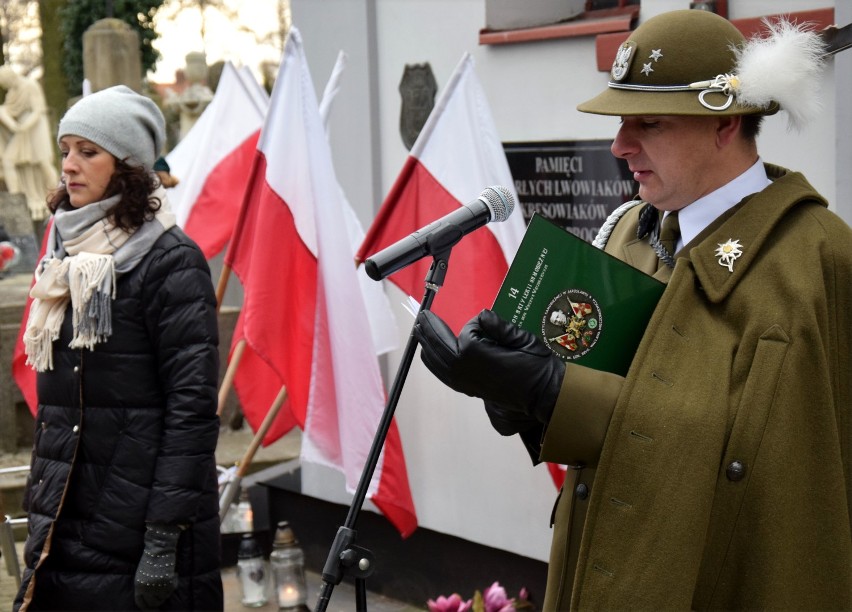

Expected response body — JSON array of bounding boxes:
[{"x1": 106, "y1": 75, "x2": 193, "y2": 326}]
[{"x1": 665, "y1": 159, "x2": 771, "y2": 252}]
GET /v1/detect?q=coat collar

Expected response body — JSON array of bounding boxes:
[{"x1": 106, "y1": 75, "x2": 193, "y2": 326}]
[{"x1": 685, "y1": 164, "x2": 827, "y2": 303}]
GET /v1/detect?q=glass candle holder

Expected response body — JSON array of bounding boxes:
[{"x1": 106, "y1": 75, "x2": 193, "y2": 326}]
[
  {"x1": 236, "y1": 533, "x2": 269, "y2": 607},
  {"x1": 270, "y1": 521, "x2": 308, "y2": 609}
]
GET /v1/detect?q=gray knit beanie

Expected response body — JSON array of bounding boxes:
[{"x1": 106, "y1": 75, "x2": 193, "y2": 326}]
[{"x1": 57, "y1": 85, "x2": 165, "y2": 170}]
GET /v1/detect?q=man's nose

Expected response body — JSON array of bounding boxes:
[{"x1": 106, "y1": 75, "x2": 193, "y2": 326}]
[{"x1": 611, "y1": 125, "x2": 637, "y2": 159}]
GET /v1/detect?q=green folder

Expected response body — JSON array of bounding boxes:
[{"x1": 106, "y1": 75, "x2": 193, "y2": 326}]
[{"x1": 492, "y1": 214, "x2": 665, "y2": 376}]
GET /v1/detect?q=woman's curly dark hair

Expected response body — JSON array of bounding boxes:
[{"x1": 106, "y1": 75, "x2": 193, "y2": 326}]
[{"x1": 47, "y1": 160, "x2": 162, "y2": 233}]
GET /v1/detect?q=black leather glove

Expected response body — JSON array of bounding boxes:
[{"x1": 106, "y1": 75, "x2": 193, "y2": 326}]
[
  {"x1": 413, "y1": 309, "x2": 565, "y2": 428},
  {"x1": 484, "y1": 399, "x2": 541, "y2": 435},
  {"x1": 134, "y1": 522, "x2": 181, "y2": 610}
]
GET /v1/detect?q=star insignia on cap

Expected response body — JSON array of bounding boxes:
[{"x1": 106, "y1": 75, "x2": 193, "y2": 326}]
[
  {"x1": 715, "y1": 239, "x2": 743, "y2": 272},
  {"x1": 649, "y1": 49, "x2": 663, "y2": 61},
  {"x1": 641, "y1": 62, "x2": 654, "y2": 76}
]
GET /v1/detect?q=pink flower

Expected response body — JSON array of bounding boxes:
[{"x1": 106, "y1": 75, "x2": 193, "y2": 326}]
[
  {"x1": 427, "y1": 593, "x2": 473, "y2": 612},
  {"x1": 483, "y1": 581, "x2": 516, "y2": 612}
]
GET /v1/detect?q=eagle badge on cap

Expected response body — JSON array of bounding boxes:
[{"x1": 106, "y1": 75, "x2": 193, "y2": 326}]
[{"x1": 611, "y1": 41, "x2": 636, "y2": 82}]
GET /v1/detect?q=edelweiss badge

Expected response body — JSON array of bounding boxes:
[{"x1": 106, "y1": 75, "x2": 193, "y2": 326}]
[
  {"x1": 715, "y1": 239, "x2": 743, "y2": 272},
  {"x1": 542, "y1": 289, "x2": 602, "y2": 361},
  {"x1": 611, "y1": 42, "x2": 635, "y2": 82}
]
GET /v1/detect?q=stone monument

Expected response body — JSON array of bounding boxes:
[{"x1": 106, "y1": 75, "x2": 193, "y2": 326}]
[
  {"x1": 0, "y1": 66, "x2": 58, "y2": 221},
  {"x1": 164, "y1": 52, "x2": 214, "y2": 141},
  {"x1": 0, "y1": 192, "x2": 38, "y2": 277},
  {"x1": 0, "y1": 193, "x2": 37, "y2": 453},
  {"x1": 82, "y1": 18, "x2": 143, "y2": 94}
]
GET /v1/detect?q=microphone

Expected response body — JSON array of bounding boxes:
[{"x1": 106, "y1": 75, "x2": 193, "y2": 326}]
[{"x1": 364, "y1": 185, "x2": 515, "y2": 281}]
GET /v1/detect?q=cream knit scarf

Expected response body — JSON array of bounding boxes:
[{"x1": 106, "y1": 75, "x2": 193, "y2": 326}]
[{"x1": 24, "y1": 186, "x2": 176, "y2": 371}]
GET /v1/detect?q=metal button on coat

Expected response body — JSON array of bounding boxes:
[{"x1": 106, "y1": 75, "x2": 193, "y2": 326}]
[
  {"x1": 72, "y1": 425, "x2": 80, "y2": 433},
  {"x1": 575, "y1": 483, "x2": 590, "y2": 500},
  {"x1": 726, "y1": 460, "x2": 745, "y2": 481}
]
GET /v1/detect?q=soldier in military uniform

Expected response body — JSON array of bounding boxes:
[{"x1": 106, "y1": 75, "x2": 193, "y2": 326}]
[{"x1": 413, "y1": 9, "x2": 851, "y2": 610}]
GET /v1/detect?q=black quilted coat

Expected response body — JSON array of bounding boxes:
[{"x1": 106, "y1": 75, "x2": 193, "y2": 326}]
[{"x1": 14, "y1": 227, "x2": 224, "y2": 611}]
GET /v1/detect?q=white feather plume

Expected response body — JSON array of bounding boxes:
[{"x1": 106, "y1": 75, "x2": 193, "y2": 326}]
[{"x1": 734, "y1": 18, "x2": 827, "y2": 131}]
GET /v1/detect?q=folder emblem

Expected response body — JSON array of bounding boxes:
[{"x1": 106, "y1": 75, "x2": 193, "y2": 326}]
[{"x1": 542, "y1": 289, "x2": 602, "y2": 361}]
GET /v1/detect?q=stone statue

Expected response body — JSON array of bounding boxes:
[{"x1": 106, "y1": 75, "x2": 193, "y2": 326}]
[
  {"x1": 0, "y1": 65, "x2": 58, "y2": 221},
  {"x1": 164, "y1": 52, "x2": 214, "y2": 142}
]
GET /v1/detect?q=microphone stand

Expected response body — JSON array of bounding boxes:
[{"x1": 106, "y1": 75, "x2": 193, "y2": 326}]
[{"x1": 314, "y1": 250, "x2": 452, "y2": 612}]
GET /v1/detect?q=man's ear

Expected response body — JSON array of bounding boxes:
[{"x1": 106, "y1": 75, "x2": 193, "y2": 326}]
[{"x1": 716, "y1": 115, "x2": 741, "y2": 148}]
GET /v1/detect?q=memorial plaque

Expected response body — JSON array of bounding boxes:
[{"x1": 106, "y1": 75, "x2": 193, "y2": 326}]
[
  {"x1": 399, "y1": 63, "x2": 437, "y2": 150},
  {"x1": 504, "y1": 140, "x2": 638, "y2": 243},
  {"x1": 0, "y1": 192, "x2": 39, "y2": 276}
]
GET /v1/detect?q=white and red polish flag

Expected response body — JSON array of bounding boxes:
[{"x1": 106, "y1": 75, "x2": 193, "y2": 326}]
[
  {"x1": 357, "y1": 52, "x2": 526, "y2": 335},
  {"x1": 318, "y1": 50, "x2": 398, "y2": 356},
  {"x1": 352, "y1": 54, "x2": 572, "y2": 490},
  {"x1": 223, "y1": 28, "x2": 417, "y2": 536},
  {"x1": 166, "y1": 62, "x2": 268, "y2": 259}
]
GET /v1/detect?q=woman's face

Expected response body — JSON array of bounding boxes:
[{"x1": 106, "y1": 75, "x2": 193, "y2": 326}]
[{"x1": 59, "y1": 136, "x2": 116, "y2": 207}]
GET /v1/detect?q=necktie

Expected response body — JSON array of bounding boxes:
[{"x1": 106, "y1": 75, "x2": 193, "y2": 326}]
[{"x1": 659, "y1": 211, "x2": 680, "y2": 257}]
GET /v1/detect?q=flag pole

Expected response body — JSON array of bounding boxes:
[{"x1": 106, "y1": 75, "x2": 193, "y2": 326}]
[
  {"x1": 217, "y1": 338, "x2": 246, "y2": 417},
  {"x1": 214, "y1": 262, "x2": 233, "y2": 313},
  {"x1": 219, "y1": 385, "x2": 288, "y2": 522},
  {"x1": 214, "y1": 143, "x2": 260, "y2": 423}
]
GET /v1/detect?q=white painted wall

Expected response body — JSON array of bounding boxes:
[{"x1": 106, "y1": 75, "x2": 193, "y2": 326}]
[
  {"x1": 836, "y1": 0, "x2": 852, "y2": 225},
  {"x1": 289, "y1": 0, "x2": 844, "y2": 563}
]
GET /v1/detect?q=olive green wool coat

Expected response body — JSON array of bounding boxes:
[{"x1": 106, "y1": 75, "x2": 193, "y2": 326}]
[{"x1": 540, "y1": 165, "x2": 852, "y2": 610}]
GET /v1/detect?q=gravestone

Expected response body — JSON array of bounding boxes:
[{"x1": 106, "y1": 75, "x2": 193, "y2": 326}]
[
  {"x1": 82, "y1": 18, "x2": 143, "y2": 93},
  {"x1": 0, "y1": 192, "x2": 39, "y2": 276}
]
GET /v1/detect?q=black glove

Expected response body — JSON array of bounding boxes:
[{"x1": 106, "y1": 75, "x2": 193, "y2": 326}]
[
  {"x1": 134, "y1": 522, "x2": 181, "y2": 610},
  {"x1": 413, "y1": 309, "x2": 565, "y2": 428},
  {"x1": 484, "y1": 399, "x2": 541, "y2": 435}
]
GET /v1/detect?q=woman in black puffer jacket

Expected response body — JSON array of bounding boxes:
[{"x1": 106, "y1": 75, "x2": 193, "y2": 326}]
[{"x1": 14, "y1": 86, "x2": 223, "y2": 611}]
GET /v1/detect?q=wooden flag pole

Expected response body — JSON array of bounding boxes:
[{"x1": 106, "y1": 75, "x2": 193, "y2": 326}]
[
  {"x1": 213, "y1": 253, "x2": 242, "y2": 418},
  {"x1": 214, "y1": 262, "x2": 233, "y2": 314},
  {"x1": 219, "y1": 385, "x2": 288, "y2": 523},
  {"x1": 217, "y1": 338, "x2": 246, "y2": 418},
  {"x1": 235, "y1": 385, "x2": 288, "y2": 479}
]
